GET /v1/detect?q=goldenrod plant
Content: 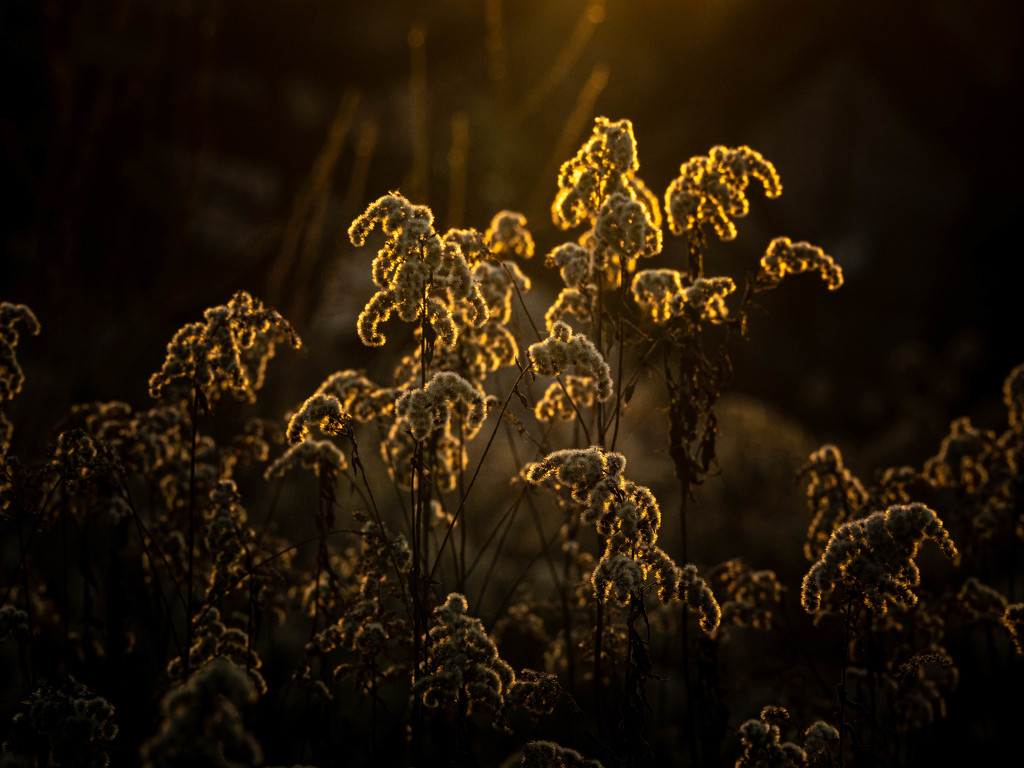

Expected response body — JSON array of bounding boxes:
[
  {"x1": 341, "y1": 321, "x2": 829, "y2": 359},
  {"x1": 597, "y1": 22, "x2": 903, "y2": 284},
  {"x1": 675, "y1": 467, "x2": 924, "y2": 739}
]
[{"x1": 1, "y1": 116, "x2": 1020, "y2": 768}]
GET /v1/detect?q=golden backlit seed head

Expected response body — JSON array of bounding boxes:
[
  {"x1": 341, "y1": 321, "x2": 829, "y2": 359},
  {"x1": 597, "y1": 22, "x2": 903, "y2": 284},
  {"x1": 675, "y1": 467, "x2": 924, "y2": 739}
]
[
  {"x1": 803, "y1": 721, "x2": 840, "y2": 754},
  {"x1": 534, "y1": 376, "x2": 598, "y2": 422},
  {"x1": 545, "y1": 242, "x2": 594, "y2": 289},
  {"x1": 1003, "y1": 603, "x2": 1024, "y2": 654},
  {"x1": 394, "y1": 371, "x2": 486, "y2": 441},
  {"x1": 801, "y1": 503, "x2": 959, "y2": 615},
  {"x1": 527, "y1": 322, "x2": 613, "y2": 401},
  {"x1": 1004, "y1": 363, "x2": 1024, "y2": 429},
  {"x1": 544, "y1": 288, "x2": 592, "y2": 333},
  {"x1": 149, "y1": 291, "x2": 299, "y2": 402},
  {"x1": 0, "y1": 302, "x2": 40, "y2": 406},
  {"x1": 521, "y1": 740, "x2": 604, "y2": 768},
  {"x1": 473, "y1": 260, "x2": 531, "y2": 325},
  {"x1": 313, "y1": 369, "x2": 394, "y2": 423},
  {"x1": 553, "y1": 117, "x2": 641, "y2": 229},
  {"x1": 264, "y1": 439, "x2": 348, "y2": 479},
  {"x1": 630, "y1": 271, "x2": 735, "y2": 325},
  {"x1": 734, "y1": 710, "x2": 807, "y2": 768},
  {"x1": 286, "y1": 393, "x2": 351, "y2": 444},
  {"x1": 665, "y1": 145, "x2": 781, "y2": 240},
  {"x1": 593, "y1": 192, "x2": 662, "y2": 261},
  {"x1": 592, "y1": 553, "x2": 643, "y2": 605},
  {"x1": 802, "y1": 443, "x2": 869, "y2": 561},
  {"x1": 484, "y1": 210, "x2": 535, "y2": 260},
  {"x1": 350, "y1": 192, "x2": 488, "y2": 347},
  {"x1": 758, "y1": 236, "x2": 843, "y2": 291},
  {"x1": 524, "y1": 446, "x2": 626, "y2": 503},
  {"x1": 680, "y1": 563, "x2": 722, "y2": 632},
  {"x1": 414, "y1": 593, "x2": 516, "y2": 713}
]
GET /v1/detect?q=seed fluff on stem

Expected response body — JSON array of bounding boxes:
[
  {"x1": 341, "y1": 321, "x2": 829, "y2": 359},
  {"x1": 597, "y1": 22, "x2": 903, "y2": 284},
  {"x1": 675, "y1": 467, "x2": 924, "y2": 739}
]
[
  {"x1": 756, "y1": 236, "x2": 843, "y2": 291},
  {"x1": 148, "y1": 290, "x2": 300, "y2": 403},
  {"x1": 801, "y1": 502, "x2": 960, "y2": 615},
  {"x1": 349, "y1": 192, "x2": 488, "y2": 347},
  {"x1": 394, "y1": 370, "x2": 486, "y2": 441},
  {"x1": 527, "y1": 321, "x2": 613, "y2": 402},
  {"x1": 665, "y1": 144, "x2": 781, "y2": 241}
]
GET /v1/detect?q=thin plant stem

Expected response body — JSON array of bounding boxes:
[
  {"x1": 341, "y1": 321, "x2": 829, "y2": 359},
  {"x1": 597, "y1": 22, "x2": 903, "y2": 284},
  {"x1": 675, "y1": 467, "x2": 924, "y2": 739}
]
[
  {"x1": 60, "y1": 475, "x2": 70, "y2": 677},
  {"x1": 183, "y1": 381, "x2": 200, "y2": 679},
  {"x1": 118, "y1": 482, "x2": 184, "y2": 659},
  {"x1": 838, "y1": 595, "x2": 858, "y2": 768},
  {"x1": 15, "y1": 512, "x2": 35, "y2": 689},
  {"x1": 428, "y1": 360, "x2": 534, "y2": 582}
]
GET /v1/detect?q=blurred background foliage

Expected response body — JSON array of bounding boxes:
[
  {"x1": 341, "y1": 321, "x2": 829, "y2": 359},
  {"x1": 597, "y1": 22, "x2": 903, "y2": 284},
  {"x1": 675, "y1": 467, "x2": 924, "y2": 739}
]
[{"x1": 2, "y1": 0, "x2": 1022, "y2": 471}]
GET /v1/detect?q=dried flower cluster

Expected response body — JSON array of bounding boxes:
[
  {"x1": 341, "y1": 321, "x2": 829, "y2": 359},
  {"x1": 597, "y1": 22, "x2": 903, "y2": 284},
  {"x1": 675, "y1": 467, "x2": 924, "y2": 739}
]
[
  {"x1": 286, "y1": 393, "x2": 352, "y2": 444},
  {"x1": 0, "y1": 302, "x2": 39, "y2": 412},
  {"x1": 149, "y1": 290, "x2": 300, "y2": 402},
  {"x1": 1004, "y1": 362, "x2": 1024, "y2": 429},
  {"x1": 527, "y1": 321, "x2": 613, "y2": 402},
  {"x1": 756, "y1": 236, "x2": 843, "y2": 291},
  {"x1": 394, "y1": 370, "x2": 486, "y2": 441},
  {"x1": 630, "y1": 270, "x2": 737, "y2": 325},
  {"x1": 1, "y1": 302, "x2": 39, "y2": 466},
  {"x1": 534, "y1": 375, "x2": 600, "y2": 422},
  {"x1": 349, "y1": 192, "x2": 488, "y2": 347},
  {"x1": 4, "y1": 677, "x2": 117, "y2": 768},
  {"x1": 801, "y1": 503, "x2": 960, "y2": 614},
  {"x1": 734, "y1": 706, "x2": 837, "y2": 768},
  {"x1": 524, "y1": 447, "x2": 717, "y2": 619},
  {"x1": 521, "y1": 740, "x2": 604, "y2": 768},
  {"x1": 552, "y1": 117, "x2": 643, "y2": 230},
  {"x1": 166, "y1": 606, "x2": 267, "y2": 694},
  {"x1": 801, "y1": 444, "x2": 869, "y2": 560},
  {"x1": 17, "y1": 107, "x2": 1021, "y2": 768},
  {"x1": 484, "y1": 209, "x2": 536, "y2": 261},
  {"x1": 1003, "y1": 603, "x2": 1024, "y2": 654},
  {"x1": 717, "y1": 559, "x2": 785, "y2": 630},
  {"x1": 415, "y1": 593, "x2": 515, "y2": 712},
  {"x1": 665, "y1": 145, "x2": 782, "y2": 240},
  {"x1": 141, "y1": 658, "x2": 262, "y2": 768}
]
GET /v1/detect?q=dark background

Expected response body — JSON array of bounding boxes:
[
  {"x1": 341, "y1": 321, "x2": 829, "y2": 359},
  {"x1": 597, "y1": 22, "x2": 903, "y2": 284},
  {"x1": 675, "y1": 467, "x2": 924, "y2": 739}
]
[{"x1": 3, "y1": 0, "x2": 1022, "y2": 469}]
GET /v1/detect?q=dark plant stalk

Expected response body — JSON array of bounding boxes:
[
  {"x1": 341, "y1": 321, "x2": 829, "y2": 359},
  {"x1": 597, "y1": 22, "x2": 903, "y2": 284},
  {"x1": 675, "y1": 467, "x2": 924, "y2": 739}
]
[
  {"x1": 596, "y1": 272, "x2": 606, "y2": 440},
  {"x1": 369, "y1": 652, "x2": 378, "y2": 759},
  {"x1": 246, "y1": 550, "x2": 256, "y2": 679},
  {"x1": 606, "y1": 266, "x2": 630, "y2": 449},
  {"x1": 466, "y1": 493, "x2": 524, "y2": 584},
  {"x1": 183, "y1": 381, "x2": 200, "y2": 679},
  {"x1": 410, "y1": 434, "x2": 426, "y2": 766},
  {"x1": 457, "y1": 415, "x2": 467, "y2": 592},
  {"x1": 594, "y1": 589, "x2": 605, "y2": 732},
  {"x1": 60, "y1": 475, "x2": 71, "y2": 678},
  {"x1": 310, "y1": 462, "x2": 338, "y2": 637},
  {"x1": 667, "y1": 356, "x2": 700, "y2": 767},
  {"x1": 485, "y1": 498, "x2": 563, "y2": 627},
  {"x1": 346, "y1": 434, "x2": 413, "y2": 616},
  {"x1": 15, "y1": 512, "x2": 35, "y2": 689},
  {"x1": 474, "y1": 498, "x2": 523, "y2": 608},
  {"x1": 455, "y1": 686, "x2": 469, "y2": 767},
  {"x1": 561, "y1": 532, "x2": 578, "y2": 698},
  {"x1": 868, "y1": 620, "x2": 880, "y2": 768},
  {"x1": 410, "y1": 294, "x2": 434, "y2": 766},
  {"x1": 117, "y1": 481, "x2": 184, "y2": 658},
  {"x1": 198, "y1": 527, "x2": 365, "y2": 625},
  {"x1": 428, "y1": 360, "x2": 534, "y2": 582},
  {"x1": 838, "y1": 595, "x2": 858, "y2": 768}
]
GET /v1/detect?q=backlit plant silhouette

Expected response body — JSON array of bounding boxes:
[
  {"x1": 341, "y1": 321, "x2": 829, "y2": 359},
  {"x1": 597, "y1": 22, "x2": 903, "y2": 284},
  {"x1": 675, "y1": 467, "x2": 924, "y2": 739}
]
[{"x1": 1, "y1": 114, "x2": 1019, "y2": 768}]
